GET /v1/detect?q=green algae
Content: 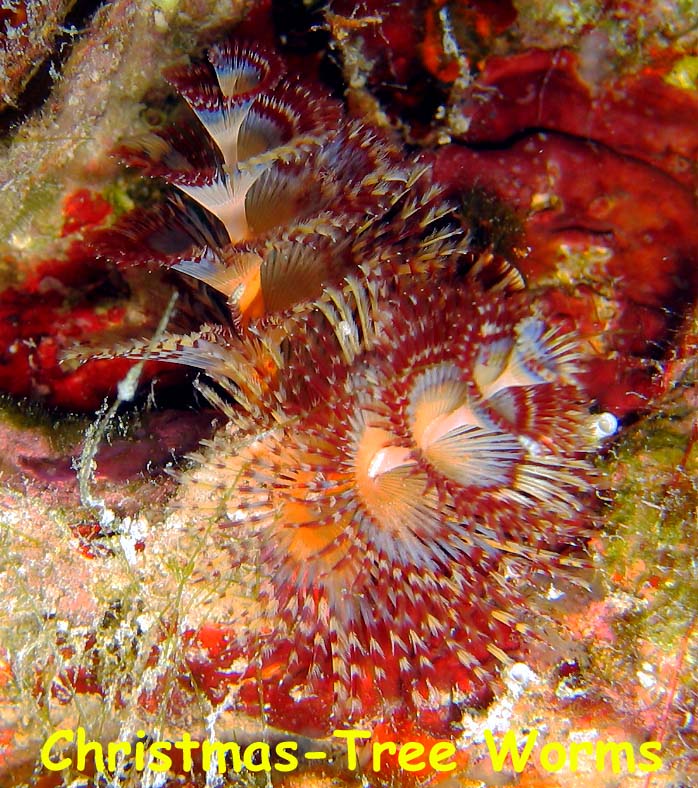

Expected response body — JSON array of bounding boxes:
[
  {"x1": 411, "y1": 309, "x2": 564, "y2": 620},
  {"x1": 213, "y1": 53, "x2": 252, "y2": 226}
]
[
  {"x1": 0, "y1": 393, "x2": 90, "y2": 453},
  {"x1": 0, "y1": 391, "x2": 164, "y2": 461},
  {"x1": 601, "y1": 395, "x2": 698, "y2": 651},
  {"x1": 0, "y1": 177, "x2": 64, "y2": 261},
  {"x1": 458, "y1": 186, "x2": 524, "y2": 260},
  {"x1": 666, "y1": 54, "x2": 698, "y2": 90},
  {"x1": 102, "y1": 179, "x2": 136, "y2": 219}
]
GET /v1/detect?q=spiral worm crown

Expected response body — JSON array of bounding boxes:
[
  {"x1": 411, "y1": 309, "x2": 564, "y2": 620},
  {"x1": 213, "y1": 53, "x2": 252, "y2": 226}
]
[{"x1": 92, "y1": 39, "x2": 596, "y2": 720}]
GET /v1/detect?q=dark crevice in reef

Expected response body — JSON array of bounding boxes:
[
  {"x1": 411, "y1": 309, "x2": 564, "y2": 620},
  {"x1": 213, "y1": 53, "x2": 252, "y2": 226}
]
[
  {"x1": 0, "y1": 0, "x2": 108, "y2": 137},
  {"x1": 271, "y1": 0, "x2": 347, "y2": 101},
  {"x1": 271, "y1": 0, "x2": 447, "y2": 134},
  {"x1": 375, "y1": 74, "x2": 449, "y2": 131},
  {"x1": 272, "y1": 0, "x2": 329, "y2": 52}
]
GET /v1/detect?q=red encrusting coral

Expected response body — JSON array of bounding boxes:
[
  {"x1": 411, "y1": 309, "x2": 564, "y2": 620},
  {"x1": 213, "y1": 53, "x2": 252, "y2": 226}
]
[
  {"x1": 453, "y1": 48, "x2": 698, "y2": 189},
  {"x1": 0, "y1": 252, "x2": 129, "y2": 409},
  {"x1": 327, "y1": 1, "x2": 698, "y2": 419},
  {"x1": 0, "y1": 189, "x2": 183, "y2": 410},
  {"x1": 60, "y1": 189, "x2": 112, "y2": 238},
  {"x1": 421, "y1": 0, "x2": 518, "y2": 83},
  {"x1": 432, "y1": 134, "x2": 698, "y2": 416}
]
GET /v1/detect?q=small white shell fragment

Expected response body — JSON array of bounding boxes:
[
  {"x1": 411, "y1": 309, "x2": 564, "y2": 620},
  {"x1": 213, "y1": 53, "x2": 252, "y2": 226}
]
[{"x1": 590, "y1": 411, "x2": 619, "y2": 441}]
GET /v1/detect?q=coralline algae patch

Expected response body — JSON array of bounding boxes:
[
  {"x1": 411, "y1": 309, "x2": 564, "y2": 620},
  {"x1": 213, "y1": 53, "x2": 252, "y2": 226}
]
[
  {"x1": 600, "y1": 356, "x2": 698, "y2": 652},
  {"x1": 0, "y1": 222, "x2": 178, "y2": 410},
  {"x1": 0, "y1": 156, "x2": 166, "y2": 412}
]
